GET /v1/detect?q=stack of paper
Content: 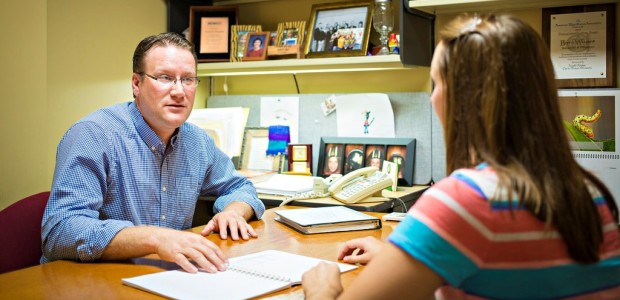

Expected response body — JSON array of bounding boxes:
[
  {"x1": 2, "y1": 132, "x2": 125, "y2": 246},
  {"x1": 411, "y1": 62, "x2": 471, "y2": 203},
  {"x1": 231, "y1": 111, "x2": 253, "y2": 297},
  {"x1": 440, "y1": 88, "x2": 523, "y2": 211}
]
[
  {"x1": 252, "y1": 174, "x2": 314, "y2": 196},
  {"x1": 186, "y1": 107, "x2": 248, "y2": 158},
  {"x1": 274, "y1": 206, "x2": 382, "y2": 234}
]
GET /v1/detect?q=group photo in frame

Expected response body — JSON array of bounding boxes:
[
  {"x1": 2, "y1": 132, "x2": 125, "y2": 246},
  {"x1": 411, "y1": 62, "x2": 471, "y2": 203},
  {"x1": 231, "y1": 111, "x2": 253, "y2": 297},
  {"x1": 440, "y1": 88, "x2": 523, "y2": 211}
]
[
  {"x1": 304, "y1": 1, "x2": 373, "y2": 58},
  {"x1": 317, "y1": 137, "x2": 416, "y2": 186},
  {"x1": 189, "y1": 5, "x2": 238, "y2": 62},
  {"x1": 243, "y1": 32, "x2": 270, "y2": 61},
  {"x1": 230, "y1": 25, "x2": 262, "y2": 62}
]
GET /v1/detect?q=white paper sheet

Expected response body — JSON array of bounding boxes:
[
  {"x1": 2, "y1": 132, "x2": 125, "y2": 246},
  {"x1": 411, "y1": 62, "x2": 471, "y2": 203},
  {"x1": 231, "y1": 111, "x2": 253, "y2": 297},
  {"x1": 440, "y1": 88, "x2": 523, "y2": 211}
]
[
  {"x1": 334, "y1": 93, "x2": 395, "y2": 137},
  {"x1": 260, "y1": 97, "x2": 300, "y2": 143},
  {"x1": 187, "y1": 107, "x2": 247, "y2": 157}
]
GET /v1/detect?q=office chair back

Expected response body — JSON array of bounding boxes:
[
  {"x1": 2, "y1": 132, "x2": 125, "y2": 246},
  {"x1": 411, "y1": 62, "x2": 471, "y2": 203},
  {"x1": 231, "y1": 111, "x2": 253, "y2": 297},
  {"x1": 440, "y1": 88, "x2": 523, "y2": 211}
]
[{"x1": 0, "y1": 191, "x2": 50, "y2": 274}]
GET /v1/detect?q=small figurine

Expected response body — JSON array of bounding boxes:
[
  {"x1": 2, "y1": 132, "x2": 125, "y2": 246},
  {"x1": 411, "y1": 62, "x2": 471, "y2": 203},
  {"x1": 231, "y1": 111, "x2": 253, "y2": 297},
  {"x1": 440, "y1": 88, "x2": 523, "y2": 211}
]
[{"x1": 388, "y1": 33, "x2": 398, "y2": 54}]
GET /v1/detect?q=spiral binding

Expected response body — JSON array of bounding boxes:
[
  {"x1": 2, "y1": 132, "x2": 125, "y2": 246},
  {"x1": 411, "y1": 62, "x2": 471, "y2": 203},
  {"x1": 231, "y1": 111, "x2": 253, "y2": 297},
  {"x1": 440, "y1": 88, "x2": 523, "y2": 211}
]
[{"x1": 228, "y1": 265, "x2": 291, "y2": 283}]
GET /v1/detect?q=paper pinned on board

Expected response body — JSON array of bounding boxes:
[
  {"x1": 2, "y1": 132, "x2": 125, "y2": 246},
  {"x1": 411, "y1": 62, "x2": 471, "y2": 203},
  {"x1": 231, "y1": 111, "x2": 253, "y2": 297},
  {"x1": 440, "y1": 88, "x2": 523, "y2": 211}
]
[
  {"x1": 260, "y1": 97, "x2": 300, "y2": 143},
  {"x1": 334, "y1": 93, "x2": 395, "y2": 137},
  {"x1": 187, "y1": 107, "x2": 248, "y2": 157}
]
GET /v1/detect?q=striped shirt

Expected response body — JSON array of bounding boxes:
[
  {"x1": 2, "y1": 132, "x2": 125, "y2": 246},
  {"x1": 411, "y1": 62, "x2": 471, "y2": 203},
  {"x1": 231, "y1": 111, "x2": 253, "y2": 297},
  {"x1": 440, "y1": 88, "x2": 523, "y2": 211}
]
[
  {"x1": 41, "y1": 102, "x2": 264, "y2": 263},
  {"x1": 388, "y1": 164, "x2": 620, "y2": 299}
]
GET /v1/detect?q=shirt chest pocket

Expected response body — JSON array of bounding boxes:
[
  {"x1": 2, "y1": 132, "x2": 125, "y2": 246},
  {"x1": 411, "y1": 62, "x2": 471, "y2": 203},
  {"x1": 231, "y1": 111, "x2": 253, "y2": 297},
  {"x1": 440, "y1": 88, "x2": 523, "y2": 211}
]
[{"x1": 176, "y1": 176, "x2": 200, "y2": 202}]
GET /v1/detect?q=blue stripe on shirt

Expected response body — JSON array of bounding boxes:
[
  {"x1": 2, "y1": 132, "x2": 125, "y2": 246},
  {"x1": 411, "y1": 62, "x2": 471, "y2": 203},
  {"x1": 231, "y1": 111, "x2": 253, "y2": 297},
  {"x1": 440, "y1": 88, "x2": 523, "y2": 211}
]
[{"x1": 389, "y1": 214, "x2": 620, "y2": 299}]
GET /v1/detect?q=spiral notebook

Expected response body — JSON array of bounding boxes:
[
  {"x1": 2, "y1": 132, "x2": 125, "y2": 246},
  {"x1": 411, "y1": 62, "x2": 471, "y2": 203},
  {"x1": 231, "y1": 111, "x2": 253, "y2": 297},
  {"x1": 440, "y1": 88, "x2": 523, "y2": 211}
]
[{"x1": 122, "y1": 250, "x2": 357, "y2": 300}]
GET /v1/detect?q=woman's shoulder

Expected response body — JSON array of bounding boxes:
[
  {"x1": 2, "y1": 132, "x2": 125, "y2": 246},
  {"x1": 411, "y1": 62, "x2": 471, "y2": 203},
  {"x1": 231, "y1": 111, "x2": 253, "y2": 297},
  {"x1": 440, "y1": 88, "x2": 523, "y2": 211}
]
[{"x1": 431, "y1": 165, "x2": 498, "y2": 197}]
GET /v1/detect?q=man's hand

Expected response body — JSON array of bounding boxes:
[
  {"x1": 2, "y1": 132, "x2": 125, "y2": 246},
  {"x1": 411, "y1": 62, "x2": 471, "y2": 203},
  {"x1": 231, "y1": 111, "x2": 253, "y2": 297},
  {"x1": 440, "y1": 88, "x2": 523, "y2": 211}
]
[
  {"x1": 101, "y1": 226, "x2": 229, "y2": 274},
  {"x1": 201, "y1": 202, "x2": 258, "y2": 240},
  {"x1": 302, "y1": 261, "x2": 343, "y2": 300},
  {"x1": 337, "y1": 236, "x2": 385, "y2": 264},
  {"x1": 154, "y1": 228, "x2": 228, "y2": 274}
]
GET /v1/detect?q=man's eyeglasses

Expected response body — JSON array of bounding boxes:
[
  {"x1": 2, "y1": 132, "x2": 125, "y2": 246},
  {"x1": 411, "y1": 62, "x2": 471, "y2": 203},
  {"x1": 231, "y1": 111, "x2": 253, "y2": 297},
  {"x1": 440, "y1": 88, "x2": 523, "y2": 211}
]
[{"x1": 138, "y1": 72, "x2": 200, "y2": 88}]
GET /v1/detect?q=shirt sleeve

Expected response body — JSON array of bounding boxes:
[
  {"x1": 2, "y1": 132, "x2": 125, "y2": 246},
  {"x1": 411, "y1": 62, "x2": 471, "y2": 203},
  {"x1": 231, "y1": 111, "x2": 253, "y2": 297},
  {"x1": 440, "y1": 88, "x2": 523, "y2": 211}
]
[
  {"x1": 199, "y1": 135, "x2": 265, "y2": 220},
  {"x1": 387, "y1": 179, "x2": 480, "y2": 286},
  {"x1": 41, "y1": 121, "x2": 133, "y2": 263}
]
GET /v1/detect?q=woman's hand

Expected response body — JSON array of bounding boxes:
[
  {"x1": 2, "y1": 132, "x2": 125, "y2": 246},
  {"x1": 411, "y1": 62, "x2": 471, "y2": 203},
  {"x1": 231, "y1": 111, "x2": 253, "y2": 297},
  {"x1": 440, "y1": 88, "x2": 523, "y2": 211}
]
[
  {"x1": 337, "y1": 236, "x2": 385, "y2": 264},
  {"x1": 302, "y1": 262, "x2": 343, "y2": 300}
]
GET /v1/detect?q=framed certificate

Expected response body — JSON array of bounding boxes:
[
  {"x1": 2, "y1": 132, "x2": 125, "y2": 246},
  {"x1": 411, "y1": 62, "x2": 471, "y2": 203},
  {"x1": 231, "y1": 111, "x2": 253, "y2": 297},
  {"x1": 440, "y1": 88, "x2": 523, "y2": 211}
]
[
  {"x1": 189, "y1": 5, "x2": 238, "y2": 63},
  {"x1": 542, "y1": 4, "x2": 616, "y2": 88}
]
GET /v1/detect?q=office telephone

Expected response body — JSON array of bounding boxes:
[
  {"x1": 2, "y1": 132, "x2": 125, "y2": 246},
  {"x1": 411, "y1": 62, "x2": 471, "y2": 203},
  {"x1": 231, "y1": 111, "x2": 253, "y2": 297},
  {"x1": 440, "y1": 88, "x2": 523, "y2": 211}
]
[
  {"x1": 328, "y1": 167, "x2": 393, "y2": 203},
  {"x1": 280, "y1": 167, "x2": 393, "y2": 205}
]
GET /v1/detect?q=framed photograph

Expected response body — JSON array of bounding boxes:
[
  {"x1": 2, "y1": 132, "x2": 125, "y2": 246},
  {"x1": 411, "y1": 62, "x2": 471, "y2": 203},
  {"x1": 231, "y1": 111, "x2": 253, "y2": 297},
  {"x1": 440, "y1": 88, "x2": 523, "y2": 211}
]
[
  {"x1": 365, "y1": 145, "x2": 386, "y2": 169},
  {"x1": 318, "y1": 137, "x2": 416, "y2": 186},
  {"x1": 230, "y1": 25, "x2": 262, "y2": 62},
  {"x1": 243, "y1": 32, "x2": 270, "y2": 61},
  {"x1": 386, "y1": 145, "x2": 407, "y2": 180},
  {"x1": 239, "y1": 127, "x2": 284, "y2": 172},
  {"x1": 321, "y1": 143, "x2": 345, "y2": 176},
  {"x1": 542, "y1": 4, "x2": 616, "y2": 88},
  {"x1": 304, "y1": 1, "x2": 373, "y2": 58},
  {"x1": 343, "y1": 144, "x2": 364, "y2": 174},
  {"x1": 276, "y1": 21, "x2": 306, "y2": 46},
  {"x1": 287, "y1": 144, "x2": 313, "y2": 173},
  {"x1": 189, "y1": 5, "x2": 238, "y2": 63}
]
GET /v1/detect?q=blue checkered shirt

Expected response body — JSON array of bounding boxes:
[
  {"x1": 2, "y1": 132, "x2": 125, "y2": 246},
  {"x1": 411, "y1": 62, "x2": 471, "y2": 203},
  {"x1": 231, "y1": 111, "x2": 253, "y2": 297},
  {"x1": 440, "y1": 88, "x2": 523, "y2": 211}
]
[{"x1": 41, "y1": 101, "x2": 264, "y2": 263}]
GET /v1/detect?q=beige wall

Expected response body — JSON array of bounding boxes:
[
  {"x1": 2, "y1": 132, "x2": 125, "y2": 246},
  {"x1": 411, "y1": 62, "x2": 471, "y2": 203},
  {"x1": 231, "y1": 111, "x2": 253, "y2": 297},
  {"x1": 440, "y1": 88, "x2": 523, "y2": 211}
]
[
  {"x1": 0, "y1": 1, "x2": 49, "y2": 210},
  {"x1": 0, "y1": 1, "x2": 168, "y2": 210}
]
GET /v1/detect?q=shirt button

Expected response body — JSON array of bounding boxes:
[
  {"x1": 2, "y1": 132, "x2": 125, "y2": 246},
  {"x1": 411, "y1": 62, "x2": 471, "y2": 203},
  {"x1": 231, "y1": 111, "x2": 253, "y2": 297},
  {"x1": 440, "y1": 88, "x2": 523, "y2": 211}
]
[
  {"x1": 162, "y1": 186, "x2": 167, "y2": 192},
  {"x1": 151, "y1": 146, "x2": 156, "y2": 152},
  {"x1": 161, "y1": 215, "x2": 166, "y2": 221}
]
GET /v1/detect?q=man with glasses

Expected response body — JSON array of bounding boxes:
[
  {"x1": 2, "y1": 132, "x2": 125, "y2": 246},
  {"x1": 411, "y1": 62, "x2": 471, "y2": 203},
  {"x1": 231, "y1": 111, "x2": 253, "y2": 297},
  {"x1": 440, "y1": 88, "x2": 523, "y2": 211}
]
[{"x1": 41, "y1": 32, "x2": 264, "y2": 274}]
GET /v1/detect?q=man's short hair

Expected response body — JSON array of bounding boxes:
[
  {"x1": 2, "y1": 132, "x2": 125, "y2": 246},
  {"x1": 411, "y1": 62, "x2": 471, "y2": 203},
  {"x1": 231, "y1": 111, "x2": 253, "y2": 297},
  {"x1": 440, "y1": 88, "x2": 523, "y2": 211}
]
[{"x1": 132, "y1": 32, "x2": 197, "y2": 74}]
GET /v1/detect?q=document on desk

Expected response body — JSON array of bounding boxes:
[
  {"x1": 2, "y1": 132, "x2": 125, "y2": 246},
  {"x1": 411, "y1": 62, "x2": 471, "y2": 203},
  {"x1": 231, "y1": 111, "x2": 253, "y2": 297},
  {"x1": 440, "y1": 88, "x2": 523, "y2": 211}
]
[
  {"x1": 122, "y1": 250, "x2": 357, "y2": 300},
  {"x1": 252, "y1": 174, "x2": 314, "y2": 196}
]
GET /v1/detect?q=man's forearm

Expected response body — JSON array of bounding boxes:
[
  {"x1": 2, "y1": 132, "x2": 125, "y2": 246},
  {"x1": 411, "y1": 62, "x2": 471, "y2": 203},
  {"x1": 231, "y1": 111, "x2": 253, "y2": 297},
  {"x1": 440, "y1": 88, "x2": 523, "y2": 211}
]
[{"x1": 100, "y1": 226, "x2": 161, "y2": 260}]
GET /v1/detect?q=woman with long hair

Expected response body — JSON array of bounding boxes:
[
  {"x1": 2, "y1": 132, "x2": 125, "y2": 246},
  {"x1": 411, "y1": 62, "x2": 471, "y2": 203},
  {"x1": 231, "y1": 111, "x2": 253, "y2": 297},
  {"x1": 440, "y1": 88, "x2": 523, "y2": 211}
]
[{"x1": 302, "y1": 14, "x2": 620, "y2": 299}]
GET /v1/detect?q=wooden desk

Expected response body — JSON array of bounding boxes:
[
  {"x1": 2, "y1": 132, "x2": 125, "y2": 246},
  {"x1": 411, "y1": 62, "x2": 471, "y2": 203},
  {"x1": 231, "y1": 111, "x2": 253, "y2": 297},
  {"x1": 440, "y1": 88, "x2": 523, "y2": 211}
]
[{"x1": 0, "y1": 207, "x2": 400, "y2": 299}]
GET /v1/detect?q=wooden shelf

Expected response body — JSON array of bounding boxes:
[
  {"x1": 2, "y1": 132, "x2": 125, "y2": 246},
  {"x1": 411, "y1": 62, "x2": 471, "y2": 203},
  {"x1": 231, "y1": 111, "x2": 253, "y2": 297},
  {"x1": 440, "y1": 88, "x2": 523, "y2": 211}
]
[
  {"x1": 408, "y1": 0, "x2": 616, "y2": 14},
  {"x1": 197, "y1": 55, "x2": 416, "y2": 77}
]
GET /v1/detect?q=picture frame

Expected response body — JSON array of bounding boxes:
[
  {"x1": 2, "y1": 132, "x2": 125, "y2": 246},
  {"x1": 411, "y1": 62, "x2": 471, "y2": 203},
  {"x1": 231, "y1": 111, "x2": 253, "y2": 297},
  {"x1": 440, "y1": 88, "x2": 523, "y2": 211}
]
[
  {"x1": 276, "y1": 21, "x2": 306, "y2": 46},
  {"x1": 230, "y1": 25, "x2": 262, "y2": 62},
  {"x1": 189, "y1": 5, "x2": 238, "y2": 63},
  {"x1": 239, "y1": 127, "x2": 284, "y2": 172},
  {"x1": 243, "y1": 32, "x2": 270, "y2": 61},
  {"x1": 542, "y1": 4, "x2": 616, "y2": 88},
  {"x1": 317, "y1": 137, "x2": 416, "y2": 186},
  {"x1": 304, "y1": 1, "x2": 373, "y2": 58},
  {"x1": 287, "y1": 144, "x2": 313, "y2": 174}
]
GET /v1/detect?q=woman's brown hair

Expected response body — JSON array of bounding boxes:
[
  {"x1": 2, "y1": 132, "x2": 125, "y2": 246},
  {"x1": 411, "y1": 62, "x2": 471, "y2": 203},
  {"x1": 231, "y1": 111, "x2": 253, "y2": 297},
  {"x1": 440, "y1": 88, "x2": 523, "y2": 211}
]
[{"x1": 436, "y1": 14, "x2": 618, "y2": 263}]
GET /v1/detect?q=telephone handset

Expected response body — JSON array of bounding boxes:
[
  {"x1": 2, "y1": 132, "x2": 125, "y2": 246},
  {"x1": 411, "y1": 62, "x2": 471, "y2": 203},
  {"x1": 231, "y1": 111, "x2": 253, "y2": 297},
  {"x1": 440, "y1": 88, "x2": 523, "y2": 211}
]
[
  {"x1": 279, "y1": 167, "x2": 392, "y2": 206},
  {"x1": 328, "y1": 167, "x2": 393, "y2": 204}
]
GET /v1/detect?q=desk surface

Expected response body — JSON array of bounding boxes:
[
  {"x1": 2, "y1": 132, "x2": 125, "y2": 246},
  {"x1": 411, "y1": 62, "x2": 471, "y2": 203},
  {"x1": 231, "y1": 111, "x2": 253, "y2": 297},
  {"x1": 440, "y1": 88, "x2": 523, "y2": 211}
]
[{"x1": 0, "y1": 207, "x2": 400, "y2": 299}]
